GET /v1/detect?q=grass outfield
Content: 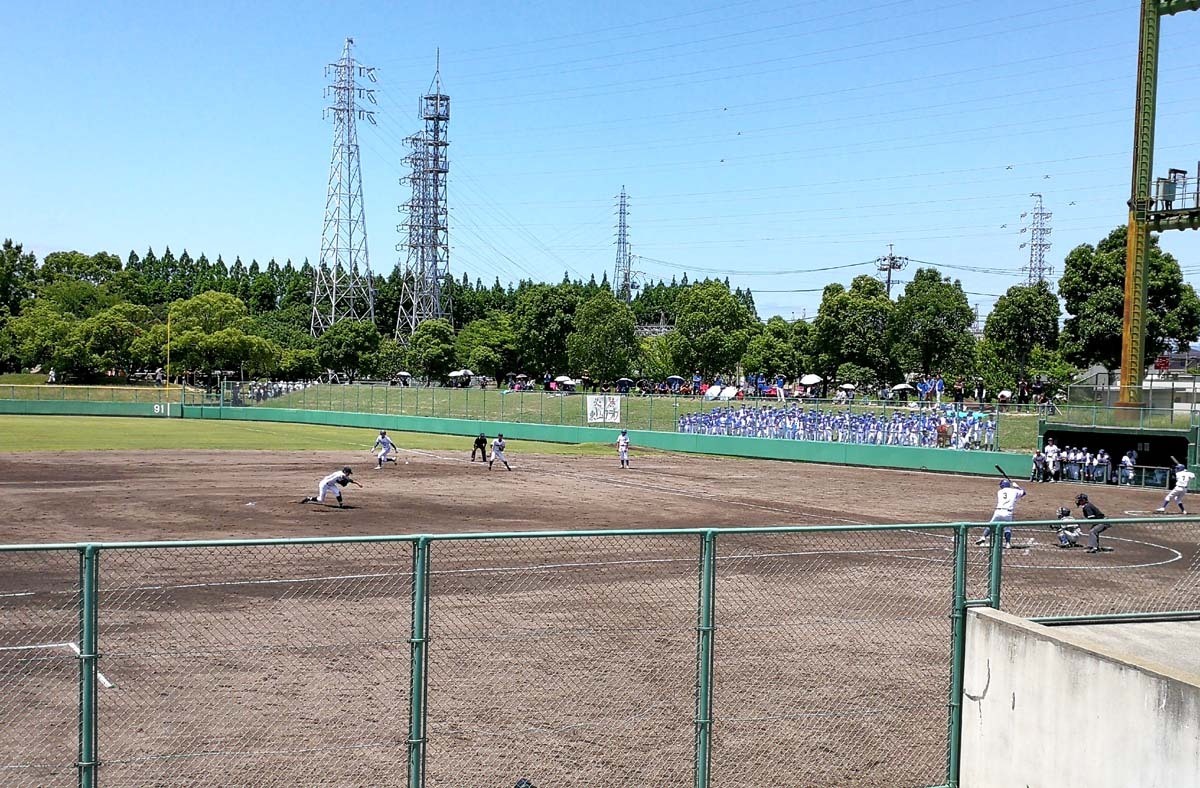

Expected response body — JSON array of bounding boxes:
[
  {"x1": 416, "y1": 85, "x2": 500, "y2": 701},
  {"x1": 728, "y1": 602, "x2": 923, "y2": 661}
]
[{"x1": 0, "y1": 416, "x2": 615, "y2": 456}]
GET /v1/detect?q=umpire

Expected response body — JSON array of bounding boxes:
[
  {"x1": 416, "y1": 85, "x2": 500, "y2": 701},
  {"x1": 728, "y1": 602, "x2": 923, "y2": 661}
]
[
  {"x1": 471, "y1": 433, "x2": 488, "y2": 462},
  {"x1": 1076, "y1": 493, "x2": 1109, "y2": 553}
]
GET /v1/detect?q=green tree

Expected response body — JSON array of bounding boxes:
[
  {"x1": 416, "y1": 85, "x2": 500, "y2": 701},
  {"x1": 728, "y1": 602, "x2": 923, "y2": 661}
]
[
  {"x1": 512, "y1": 284, "x2": 581, "y2": 374},
  {"x1": 7, "y1": 302, "x2": 78, "y2": 374},
  {"x1": 169, "y1": 291, "x2": 251, "y2": 334},
  {"x1": 983, "y1": 281, "x2": 1060, "y2": 376},
  {"x1": 73, "y1": 303, "x2": 157, "y2": 374},
  {"x1": 889, "y1": 267, "x2": 975, "y2": 376},
  {"x1": 665, "y1": 280, "x2": 756, "y2": 378},
  {"x1": 812, "y1": 276, "x2": 896, "y2": 383},
  {"x1": 362, "y1": 338, "x2": 410, "y2": 379},
  {"x1": 277, "y1": 348, "x2": 322, "y2": 381},
  {"x1": 37, "y1": 279, "x2": 117, "y2": 319},
  {"x1": 741, "y1": 316, "x2": 798, "y2": 378},
  {"x1": 1060, "y1": 226, "x2": 1200, "y2": 375},
  {"x1": 1, "y1": 239, "x2": 37, "y2": 315},
  {"x1": 315, "y1": 319, "x2": 381, "y2": 377},
  {"x1": 455, "y1": 312, "x2": 517, "y2": 378},
  {"x1": 410, "y1": 318, "x2": 457, "y2": 379},
  {"x1": 39, "y1": 250, "x2": 122, "y2": 286},
  {"x1": 566, "y1": 291, "x2": 639, "y2": 381},
  {"x1": 637, "y1": 335, "x2": 673, "y2": 380}
]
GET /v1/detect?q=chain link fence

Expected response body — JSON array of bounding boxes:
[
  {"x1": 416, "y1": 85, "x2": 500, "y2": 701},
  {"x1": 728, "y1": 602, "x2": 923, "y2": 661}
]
[{"x1": 1, "y1": 521, "x2": 1195, "y2": 786}]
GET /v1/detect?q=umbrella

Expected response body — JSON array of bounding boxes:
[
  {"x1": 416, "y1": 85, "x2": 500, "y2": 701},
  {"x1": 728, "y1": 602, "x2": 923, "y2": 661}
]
[
  {"x1": 447, "y1": 370, "x2": 465, "y2": 378},
  {"x1": 838, "y1": 383, "x2": 857, "y2": 391},
  {"x1": 616, "y1": 377, "x2": 633, "y2": 384},
  {"x1": 554, "y1": 375, "x2": 574, "y2": 383},
  {"x1": 395, "y1": 371, "x2": 412, "y2": 378},
  {"x1": 998, "y1": 389, "x2": 1013, "y2": 399},
  {"x1": 666, "y1": 375, "x2": 685, "y2": 382},
  {"x1": 515, "y1": 373, "x2": 529, "y2": 380},
  {"x1": 891, "y1": 383, "x2": 915, "y2": 391},
  {"x1": 800, "y1": 374, "x2": 822, "y2": 386},
  {"x1": 460, "y1": 369, "x2": 474, "y2": 377}
]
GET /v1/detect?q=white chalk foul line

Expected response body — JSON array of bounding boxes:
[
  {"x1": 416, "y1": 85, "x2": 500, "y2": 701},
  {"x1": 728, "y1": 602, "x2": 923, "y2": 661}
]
[{"x1": 0, "y1": 642, "x2": 115, "y2": 688}]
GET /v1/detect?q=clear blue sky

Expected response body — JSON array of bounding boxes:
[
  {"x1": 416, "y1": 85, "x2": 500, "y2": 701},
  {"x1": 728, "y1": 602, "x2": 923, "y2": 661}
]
[{"x1": 6, "y1": 0, "x2": 1200, "y2": 322}]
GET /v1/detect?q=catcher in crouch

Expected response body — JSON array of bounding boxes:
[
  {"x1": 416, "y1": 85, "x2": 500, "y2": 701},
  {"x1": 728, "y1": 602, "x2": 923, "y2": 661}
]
[{"x1": 302, "y1": 466, "x2": 362, "y2": 508}]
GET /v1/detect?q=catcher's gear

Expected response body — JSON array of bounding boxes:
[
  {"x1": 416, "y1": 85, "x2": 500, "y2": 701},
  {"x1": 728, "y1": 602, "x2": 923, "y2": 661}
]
[
  {"x1": 1057, "y1": 506, "x2": 1072, "y2": 519},
  {"x1": 1075, "y1": 493, "x2": 1088, "y2": 505},
  {"x1": 999, "y1": 479, "x2": 1011, "y2": 488}
]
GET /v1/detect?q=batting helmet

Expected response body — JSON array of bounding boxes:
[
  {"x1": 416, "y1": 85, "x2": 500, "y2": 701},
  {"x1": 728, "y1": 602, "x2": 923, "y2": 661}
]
[
  {"x1": 1057, "y1": 506, "x2": 1072, "y2": 519},
  {"x1": 342, "y1": 466, "x2": 353, "y2": 475},
  {"x1": 1176, "y1": 464, "x2": 1186, "y2": 472},
  {"x1": 999, "y1": 479, "x2": 1011, "y2": 488},
  {"x1": 1075, "y1": 493, "x2": 1088, "y2": 505}
]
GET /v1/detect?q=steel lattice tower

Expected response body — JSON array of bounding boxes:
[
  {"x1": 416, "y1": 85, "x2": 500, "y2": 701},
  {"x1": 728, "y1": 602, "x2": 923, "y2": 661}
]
[
  {"x1": 1020, "y1": 192, "x2": 1053, "y2": 286},
  {"x1": 613, "y1": 187, "x2": 632, "y2": 302},
  {"x1": 311, "y1": 38, "x2": 377, "y2": 335},
  {"x1": 397, "y1": 62, "x2": 452, "y2": 337}
]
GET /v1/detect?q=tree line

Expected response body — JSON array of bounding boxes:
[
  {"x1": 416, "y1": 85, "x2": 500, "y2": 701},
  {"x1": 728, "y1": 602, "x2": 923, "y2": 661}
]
[{"x1": 1, "y1": 226, "x2": 1197, "y2": 392}]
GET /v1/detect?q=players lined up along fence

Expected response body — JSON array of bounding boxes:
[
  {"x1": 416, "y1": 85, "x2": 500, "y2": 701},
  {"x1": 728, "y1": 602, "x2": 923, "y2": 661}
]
[
  {"x1": 199, "y1": 380, "x2": 1021, "y2": 450},
  {"x1": 3, "y1": 519, "x2": 1197, "y2": 787}
]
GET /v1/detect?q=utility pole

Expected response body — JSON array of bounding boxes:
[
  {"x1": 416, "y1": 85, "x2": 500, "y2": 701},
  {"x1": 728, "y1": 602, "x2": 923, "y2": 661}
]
[
  {"x1": 311, "y1": 37, "x2": 377, "y2": 336},
  {"x1": 613, "y1": 187, "x2": 632, "y2": 303},
  {"x1": 1019, "y1": 193, "x2": 1053, "y2": 285},
  {"x1": 875, "y1": 244, "x2": 909, "y2": 298},
  {"x1": 397, "y1": 55, "x2": 453, "y2": 337}
]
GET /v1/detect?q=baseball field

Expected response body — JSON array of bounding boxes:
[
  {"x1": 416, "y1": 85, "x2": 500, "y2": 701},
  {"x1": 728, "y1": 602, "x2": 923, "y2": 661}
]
[{"x1": 2, "y1": 416, "x2": 1197, "y2": 786}]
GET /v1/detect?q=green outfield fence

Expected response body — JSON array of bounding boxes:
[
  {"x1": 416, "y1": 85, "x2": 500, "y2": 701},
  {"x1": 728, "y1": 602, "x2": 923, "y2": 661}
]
[{"x1": 2, "y1": 518, "x2": 1197, "y2": 787}]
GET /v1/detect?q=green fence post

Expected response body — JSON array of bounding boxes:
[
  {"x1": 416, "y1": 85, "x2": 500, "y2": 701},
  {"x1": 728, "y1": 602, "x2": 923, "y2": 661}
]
[
  {"x1": 78, "y1": 544, "x2": 100, "y2": 788},
  {"x1": 559, "y1": 393, "x2": 564, "y2": 425},
  {"x1": 946, "y1": 525, "x2": 969, "y2": 787},
  {"x1": 988, "y1": 522, "x2": 1004, "y2": 609},
  {"x1": 407, "y1": 537, "x2": 431, "y2": 787},
  {"x1": 693, "y1": 530, "x2": 717, "y2": 788},
  {"x1": 540, "y1": 391, "x2": 544, "y2": 424}
]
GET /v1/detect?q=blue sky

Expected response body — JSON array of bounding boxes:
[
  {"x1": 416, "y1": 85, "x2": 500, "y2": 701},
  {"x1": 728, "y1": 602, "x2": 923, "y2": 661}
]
[{"x1": 6, "y1": 0, "x2": 1200, "y2": 322}]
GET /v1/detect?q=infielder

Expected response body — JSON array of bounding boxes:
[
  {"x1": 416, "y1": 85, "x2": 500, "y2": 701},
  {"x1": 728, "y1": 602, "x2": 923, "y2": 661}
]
[
  {"x1": 1055, "y1": 507, "x2": 1083, "y2": 548},
  {"x1": 302, "y1": 466, "x2": 362, "y2": 508},
  {"x1": 1156, "y1": 464, "x2": 1195, "y2": 515},
  {"x1": 372, "y1": 430, "x2": 399, "y2": 469},
  {"x1": 977, "y1": 479, "x2": 1025, "y2": 549},
  {"x1": 1076, "y1": 493, "x2": 1109, "y2": 553},
  {"x1": 471, "y1": 433, "x2": 488, "y2": 462},
  {"x1": 617, "y1": 429, "x2": 631, "y2": 469},
  {"x1": 489, "y1": 434, "x2": 512, "y2": 471}
]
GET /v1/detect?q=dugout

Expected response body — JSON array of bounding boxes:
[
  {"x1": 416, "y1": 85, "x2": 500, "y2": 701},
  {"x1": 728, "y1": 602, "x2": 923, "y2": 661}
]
[{"x1": 1038, "y1": 421, "x2": 1196, "y2": 488}]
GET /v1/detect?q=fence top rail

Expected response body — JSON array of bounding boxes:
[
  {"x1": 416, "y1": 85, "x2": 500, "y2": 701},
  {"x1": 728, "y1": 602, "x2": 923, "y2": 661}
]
[{"x1": 0, "y1": 516, "x2": 1192, "y2": 552}]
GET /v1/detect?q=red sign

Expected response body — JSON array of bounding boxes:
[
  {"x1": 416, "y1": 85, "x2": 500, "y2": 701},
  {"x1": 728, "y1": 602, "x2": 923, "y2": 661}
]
[{"x1": 1155, "y1": 356, "x2": 1170, "y2": 371}]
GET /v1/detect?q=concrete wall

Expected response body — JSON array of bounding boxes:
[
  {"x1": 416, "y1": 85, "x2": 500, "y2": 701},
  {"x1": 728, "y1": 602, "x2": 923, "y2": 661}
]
[
  {"x1": 960, "y1": 608, "x2": 1200, "y2": 788},
  {"x1": 181, "y1": 405, "x2": 1030, "y2": 478}
]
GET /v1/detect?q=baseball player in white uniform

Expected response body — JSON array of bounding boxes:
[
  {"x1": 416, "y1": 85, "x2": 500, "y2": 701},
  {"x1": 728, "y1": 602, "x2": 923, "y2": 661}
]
[
  {"x1": 1156, "y1": 464, "x2": 1195, "y2": 514},
  {"x1": 977, "y1": 479, "x2": 1025, "y2": 549},
  {"x1": 372, "y1": 430, "x2": 398, "y2": 469},
  {"x1": 489, "y1": 434, "x2": 511, "y2": 471},
  {"x1": 617, "y1": 429, "x2": 631, "y2": 469},
  {"x1": 302, "y1": 466, "x2": 362, "y2": 508}
]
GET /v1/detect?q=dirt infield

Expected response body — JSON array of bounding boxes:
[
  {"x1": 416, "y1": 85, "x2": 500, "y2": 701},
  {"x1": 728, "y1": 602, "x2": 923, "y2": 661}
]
[{"x1": 2, "y1": 449, "x2": 1198, "y2": 787}]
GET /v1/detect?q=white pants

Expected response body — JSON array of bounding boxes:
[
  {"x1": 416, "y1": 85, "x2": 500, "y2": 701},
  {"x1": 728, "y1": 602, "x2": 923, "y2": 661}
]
[
  {"x1": 491, "y1": 450, "x2": 506, "y2": 464},
  {"x1": 1166, "y1": 488, "x2": 1187, "y2": 506},
  {"x1": 377, "y1": 446, "x2": 394, "y2": 463},
  {"x1": 317, "y1": 481, "x2": 341, "y2": 502},
  {"x1": 619, "y1": 448, "x2": 629, "y2": 462}
]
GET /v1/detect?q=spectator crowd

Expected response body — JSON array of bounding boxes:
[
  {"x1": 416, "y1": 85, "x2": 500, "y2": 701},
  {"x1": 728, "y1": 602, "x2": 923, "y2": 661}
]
[{"x1": 677, "y1": 404, "x2": 997, "y2": 450}]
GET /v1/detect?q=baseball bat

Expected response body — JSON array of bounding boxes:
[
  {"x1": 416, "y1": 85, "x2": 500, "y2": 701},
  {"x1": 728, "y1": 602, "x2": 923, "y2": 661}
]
[
  {"x1": 1171, "y1": 455, "x2": 1181, "y2": 466},
  {"x1": 995, "y1": 464, "x2": 1012, "y2": 482}
]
